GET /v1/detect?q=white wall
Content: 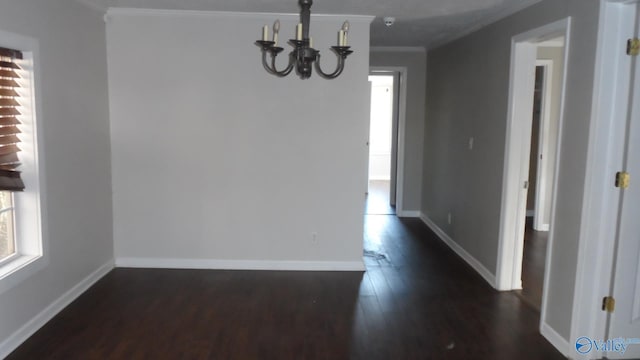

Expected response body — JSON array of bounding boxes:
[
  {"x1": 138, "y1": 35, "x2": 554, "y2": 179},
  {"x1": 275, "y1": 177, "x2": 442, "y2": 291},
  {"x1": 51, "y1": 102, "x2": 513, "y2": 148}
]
[
  {"x1": 107, "y1": 9, "x2": 372, "y2": 269},
  {"x1": 369, "y1": 48, "x2": 426, "y2": 212},
  {"x1": 0, "y1": 0, "x2": 113, "y2": 355},
  {"x1": 423, "y1": 0, "x2": 599, "y2": 341}
]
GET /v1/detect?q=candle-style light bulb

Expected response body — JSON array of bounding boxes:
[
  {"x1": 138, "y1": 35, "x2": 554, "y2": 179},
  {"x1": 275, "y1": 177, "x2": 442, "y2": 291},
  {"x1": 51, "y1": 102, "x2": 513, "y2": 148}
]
[
  {"x1": 296, "y1": 23, "x2": 303, "y2": 40},
  {"x1": 273, "y1": 20, "x2": 280, "y2": 45},
  {"x1": 342, "y1": 21, "x2": 350, "y2": 46},
  {"x1": 262, "y1": 25, "x2": 268, "y2": 41}
]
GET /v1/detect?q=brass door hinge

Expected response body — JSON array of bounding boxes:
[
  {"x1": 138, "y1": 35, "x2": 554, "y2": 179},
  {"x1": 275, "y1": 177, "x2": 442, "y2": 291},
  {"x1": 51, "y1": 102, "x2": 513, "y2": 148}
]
[
  {"x1": 627, "y1": 38, "x2": 640, "y2": 56},
  {"x1": 616, "y1": 172, "x2": 630, "y2": 189},
  {"x1": 602, "y1": 296, "x2": 616, "y2": 313}
]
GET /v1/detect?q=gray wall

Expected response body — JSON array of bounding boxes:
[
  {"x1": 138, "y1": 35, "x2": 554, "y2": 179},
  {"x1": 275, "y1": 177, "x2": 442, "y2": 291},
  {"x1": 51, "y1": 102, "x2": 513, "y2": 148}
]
[
  {"x1": 537, "y1": 46, "x2": 565, "y2": 226},
  {"x1": 370, "y1": 48, "x2": 426, "y2": 213},
  {"x1": 0, "y1": 0, "x2": 113, "y2": 349},
  {"x1": 107, "y1": 11, "x2": 372, "y2": 267},
  {"x1": 423, "y1": 0, "x2": 599, "y2": 340}
]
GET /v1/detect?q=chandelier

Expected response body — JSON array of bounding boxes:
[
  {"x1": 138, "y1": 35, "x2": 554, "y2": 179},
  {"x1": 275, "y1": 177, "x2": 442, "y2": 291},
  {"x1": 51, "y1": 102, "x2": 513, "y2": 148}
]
[{"x1": 255, "y1": 0, "x2": 352, "y2": 79}]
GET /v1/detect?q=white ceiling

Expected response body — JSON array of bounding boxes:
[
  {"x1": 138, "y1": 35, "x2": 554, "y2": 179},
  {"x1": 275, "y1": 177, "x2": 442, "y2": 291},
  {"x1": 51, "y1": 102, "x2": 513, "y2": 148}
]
[{"x1": 81, "y1": 0, "x2": 542, "y2": 48}]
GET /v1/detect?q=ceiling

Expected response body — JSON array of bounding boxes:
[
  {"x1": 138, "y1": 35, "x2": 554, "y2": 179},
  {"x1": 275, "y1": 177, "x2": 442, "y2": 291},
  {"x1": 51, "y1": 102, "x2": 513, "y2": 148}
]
[{"x1": 80, "y1": 0, "x2": 541, "y2": 48}]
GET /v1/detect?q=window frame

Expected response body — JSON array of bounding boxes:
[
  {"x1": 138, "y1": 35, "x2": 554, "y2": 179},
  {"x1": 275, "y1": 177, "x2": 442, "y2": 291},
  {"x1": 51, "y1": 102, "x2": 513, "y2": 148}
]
[
  {"x1": 0, "y1": 29, "x2": 47, "y2": 295},
  {"x1": 0, "y1": 192, "x2": 17, "y2": 266}
]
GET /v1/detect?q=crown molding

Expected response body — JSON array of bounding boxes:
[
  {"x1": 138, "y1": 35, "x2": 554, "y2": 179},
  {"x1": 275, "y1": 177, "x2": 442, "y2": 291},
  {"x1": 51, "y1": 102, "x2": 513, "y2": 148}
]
[
  {"x1": 106, "y1": 7, "x2": 375, "y2": 23},
  {"x1": 370, "y1": 46, "x2": 426, "y2": 53}
]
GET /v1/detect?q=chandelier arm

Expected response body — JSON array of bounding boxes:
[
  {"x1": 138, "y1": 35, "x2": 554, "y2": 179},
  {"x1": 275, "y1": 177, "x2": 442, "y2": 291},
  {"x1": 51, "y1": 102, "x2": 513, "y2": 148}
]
[
  {"x1": 261, "y1": 51, "x2": 277, "y2": 75},
  {"x1": 260, "y1": 50, "x2": 294, "y2": 77},
  {"x1": 271, "y1": 52, "x2": 295, "y2": 77},
  {"x1": 314, "y1": 52, "x2": 345, "y2": 79}
]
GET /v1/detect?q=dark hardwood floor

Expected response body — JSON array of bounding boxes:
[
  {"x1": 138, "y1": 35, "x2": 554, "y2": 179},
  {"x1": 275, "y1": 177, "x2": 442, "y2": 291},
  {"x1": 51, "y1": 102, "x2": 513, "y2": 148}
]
[
  {"x1": 515, "y1": 217, "x2": 549, "y2": 312},
  {"x1": 7, "y1": 216, "x2": 564, "y2": 359}
]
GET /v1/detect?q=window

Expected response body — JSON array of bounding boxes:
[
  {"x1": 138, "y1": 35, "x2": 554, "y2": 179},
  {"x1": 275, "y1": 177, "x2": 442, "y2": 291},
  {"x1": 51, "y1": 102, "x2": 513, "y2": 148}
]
[
  {"x1": 0, "y1": 191, "x2": 15, "y2": 264},
  {"x1": 0, "y1": 32, "x2": 45, "y2": 294},
  {"x1": 0, "y1": 46, "x2": 25, "y2": 267}
]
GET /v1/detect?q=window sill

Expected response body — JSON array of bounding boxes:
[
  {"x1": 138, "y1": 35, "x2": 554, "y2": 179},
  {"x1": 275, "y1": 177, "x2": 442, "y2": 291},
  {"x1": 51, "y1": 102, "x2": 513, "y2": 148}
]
[{"x1": 0, "y1": 254, "x2": 45, "y2": 295}]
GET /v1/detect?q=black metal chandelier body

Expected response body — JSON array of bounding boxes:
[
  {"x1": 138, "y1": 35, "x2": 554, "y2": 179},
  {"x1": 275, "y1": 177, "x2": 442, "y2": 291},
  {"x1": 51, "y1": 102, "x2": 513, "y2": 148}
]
[{"x1": 255, "y1": 0, "x2": 352, "y2": 79}]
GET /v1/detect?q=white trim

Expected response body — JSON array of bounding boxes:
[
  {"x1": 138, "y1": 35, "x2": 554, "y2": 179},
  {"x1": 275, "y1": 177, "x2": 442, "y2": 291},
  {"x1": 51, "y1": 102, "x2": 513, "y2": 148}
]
[
  {"x1": 420, "y1": 213, "x2": 496, "y2": 288},
  {"x1": 496, "y1": 37, "x2": 537, "y2": 291},
  {"x1": 115, "y1": 258, "x2": 366, "y2": 271},
  {"x1": 538, "y1": 38, "x2": 565, "y2": 48},
  {"x1": 0, "y1": 260, "x2": 114, "y2": 359},
  {"x1": 370, "y1": 66, "x2": 409, "y2": 215},
  {"x1": 541, "y1": 322, "x2": 570, "y2": 358},
  {"x1": 397, "y1": 210, "x2": 420, "y2": 218},
  {"x1": 533, "y1": 59, "x2": 554, "y2": 232},
  {"x1": 570, "y1": 0, "x2": 637, "y2": 351},
  {"x1": 105, "y1": 7, "x2": 375, "y2": 23},
  {"x1": 369, "y1": 46, "x2": 426, "y2": 53}
]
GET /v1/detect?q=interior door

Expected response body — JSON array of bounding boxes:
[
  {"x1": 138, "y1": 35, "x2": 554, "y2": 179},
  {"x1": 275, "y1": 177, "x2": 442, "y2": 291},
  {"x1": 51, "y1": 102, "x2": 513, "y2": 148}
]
[{"x1": 606, "y1": 10, "x2": 640, "y2": 358}]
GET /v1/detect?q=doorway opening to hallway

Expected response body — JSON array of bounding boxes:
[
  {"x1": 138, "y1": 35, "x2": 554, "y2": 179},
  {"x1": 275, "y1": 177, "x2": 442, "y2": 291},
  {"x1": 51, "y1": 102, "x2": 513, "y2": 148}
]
[{"x1": 366, "y1": 73, "x2": 398, "y2": 216}]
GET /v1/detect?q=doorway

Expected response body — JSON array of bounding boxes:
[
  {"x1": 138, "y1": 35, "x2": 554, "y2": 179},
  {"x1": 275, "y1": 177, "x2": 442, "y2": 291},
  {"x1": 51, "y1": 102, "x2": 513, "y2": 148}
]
[
  {"x1": 518, "y1": 43, "x2": 565, "y2": 311},
  {"x1": 495, "y1": 17, "x2": 571, "y2": 348},
  {"x1": 366, "y1": 73, "x2": 398, "y2": 215}
]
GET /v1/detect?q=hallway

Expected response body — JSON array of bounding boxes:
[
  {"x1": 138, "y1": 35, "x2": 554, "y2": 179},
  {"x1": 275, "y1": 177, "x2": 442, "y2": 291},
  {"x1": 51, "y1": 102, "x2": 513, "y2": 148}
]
[
  {"x1": 8, "y1": 216, "x2": 563, "y2": 359},
  {"x1": 365, "y1": 180, "x2": 395, "y2": 215}
]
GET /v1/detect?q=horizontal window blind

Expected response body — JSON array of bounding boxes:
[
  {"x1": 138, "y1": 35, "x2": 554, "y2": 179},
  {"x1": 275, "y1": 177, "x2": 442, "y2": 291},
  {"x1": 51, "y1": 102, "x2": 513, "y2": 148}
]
[{"x1": 0, "y1": 46, "x2": 25, "y2": 191}]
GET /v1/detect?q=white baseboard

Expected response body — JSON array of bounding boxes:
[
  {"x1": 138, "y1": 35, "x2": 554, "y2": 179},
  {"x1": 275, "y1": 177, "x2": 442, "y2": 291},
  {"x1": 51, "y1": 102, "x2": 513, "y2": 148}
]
[
  {"x1": 115, "y1": 258, "x2": 366, "y2": 271},
  {"x1": 397, "y1": 210, "x2": 421, "y2": 218},
  {"x1": 541, "y1": 322, "x2": 570, "y2": 358},
  {"x1": 420, "y1": 213, "x2": 497, "y2": 288},
  {"x1": 0, "y1": 260, "x2": 114, "y2": 359}
]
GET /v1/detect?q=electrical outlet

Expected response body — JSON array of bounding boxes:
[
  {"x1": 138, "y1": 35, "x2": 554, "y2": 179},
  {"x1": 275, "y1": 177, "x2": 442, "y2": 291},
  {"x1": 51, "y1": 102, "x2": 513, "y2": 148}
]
[
  {"x1": 448, "y1": 213, "x2": 452, "y2": 225},
  {"x1": 311, "y1": 232, "x2": 318, "y2": 243},
  {"x1": 468, "y1": 137, "x2": 474, "y2": 150}
]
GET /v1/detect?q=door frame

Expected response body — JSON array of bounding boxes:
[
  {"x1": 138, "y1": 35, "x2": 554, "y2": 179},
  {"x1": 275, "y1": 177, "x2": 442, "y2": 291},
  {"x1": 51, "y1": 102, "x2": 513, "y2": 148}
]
[
  {"x1": 495, "y1": 17, "x2": 571, "y2": 354},
  {"x1": 570, "y1": 1, "x2": 637, "y2": 358},
  {"x1": 496, "y1": 17, "x2": 571, "y2": 290},
  {"x1": 533, "y1": 60, "x2": 553, "y2": 232},
  {"x1": 369, "y1": 66, "x2": 408, "y2": 215}
]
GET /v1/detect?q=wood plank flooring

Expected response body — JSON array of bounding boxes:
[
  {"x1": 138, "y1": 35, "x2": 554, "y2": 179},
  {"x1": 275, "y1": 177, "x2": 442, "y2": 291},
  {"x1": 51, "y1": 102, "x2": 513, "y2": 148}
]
[
  {"x1": 7, "y1": 216, "x2": 564, "y2": 359},
  {"x1": 515, "y1": 217, "x2": 549, "y2": 312}
]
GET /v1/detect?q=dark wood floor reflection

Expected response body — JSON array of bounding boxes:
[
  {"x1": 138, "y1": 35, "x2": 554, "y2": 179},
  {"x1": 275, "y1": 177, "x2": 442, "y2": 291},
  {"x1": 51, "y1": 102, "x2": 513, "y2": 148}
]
[
  {"x1": 515, "y1": 217, "x2": 549, "y2": 312},
  {"x1": 8, "y1": 216, "x2": 564, "y2": 359}
]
